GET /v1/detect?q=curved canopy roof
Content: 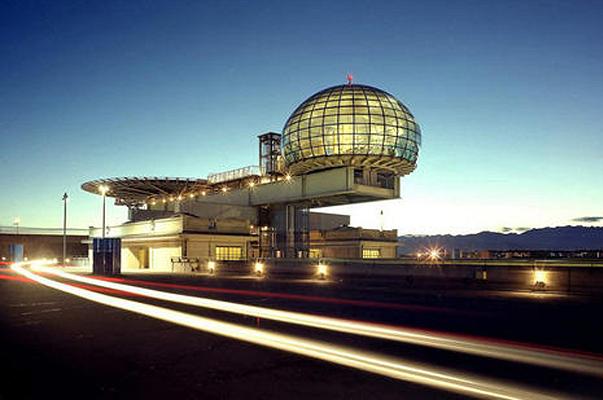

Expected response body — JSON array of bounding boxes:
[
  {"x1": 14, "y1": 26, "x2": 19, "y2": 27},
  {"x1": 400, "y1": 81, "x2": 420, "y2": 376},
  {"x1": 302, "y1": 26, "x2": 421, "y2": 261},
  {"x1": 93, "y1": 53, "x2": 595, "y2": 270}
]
[{"x1": 81, "y1": 177, "x2": 209, "y2": 206}]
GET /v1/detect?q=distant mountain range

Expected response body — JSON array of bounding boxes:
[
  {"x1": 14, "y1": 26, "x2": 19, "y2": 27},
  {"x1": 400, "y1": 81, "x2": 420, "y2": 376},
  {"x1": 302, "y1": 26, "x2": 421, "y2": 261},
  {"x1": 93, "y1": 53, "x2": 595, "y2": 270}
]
[{"x1": 398, "y1": 226, "x2": 603, "y2": 254}]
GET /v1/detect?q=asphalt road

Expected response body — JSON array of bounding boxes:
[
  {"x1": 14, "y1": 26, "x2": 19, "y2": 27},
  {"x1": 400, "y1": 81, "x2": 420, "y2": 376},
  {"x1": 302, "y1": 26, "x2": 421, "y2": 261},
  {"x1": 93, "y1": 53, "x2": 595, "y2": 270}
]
[{"x1": 2, "y1": 267, "x2": 603, "y2": 399}]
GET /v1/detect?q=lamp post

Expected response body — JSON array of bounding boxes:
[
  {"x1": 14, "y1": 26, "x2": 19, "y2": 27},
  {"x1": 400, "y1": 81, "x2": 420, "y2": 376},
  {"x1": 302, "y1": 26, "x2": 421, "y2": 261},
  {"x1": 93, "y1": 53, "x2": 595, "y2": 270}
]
[
  {"x1": 62, "y1": 193, "x2": 68, "y2": 266},
  {"x1": 13, "y1": 217, "x2": 20, "y2": 235},
  {"x1": 98, "y1": 185, "x2": 109, "y2": 238}
]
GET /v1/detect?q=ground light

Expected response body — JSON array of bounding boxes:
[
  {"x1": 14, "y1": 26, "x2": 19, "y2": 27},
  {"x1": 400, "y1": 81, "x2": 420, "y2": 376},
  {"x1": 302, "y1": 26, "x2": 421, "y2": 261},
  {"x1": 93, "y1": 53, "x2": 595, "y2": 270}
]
[
  {"x1": 317, "y1": 262, "x2": 328, "y2": 280},
  {"x1": 207, "y1": 260, "x2": 216, "y2": 274},
  {"x1": 533, "y1": 268, "x2": 547, "y2": 289},
  {"x1": 254, "y1": 262, "x2": 265, "y2": 276}
]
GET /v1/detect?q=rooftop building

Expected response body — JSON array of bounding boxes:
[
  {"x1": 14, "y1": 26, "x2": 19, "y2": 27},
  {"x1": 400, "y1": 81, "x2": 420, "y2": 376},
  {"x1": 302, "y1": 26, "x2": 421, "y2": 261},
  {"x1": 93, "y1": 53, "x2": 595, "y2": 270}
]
[{"x1": 81, "y1": 81, "x2": 422, "y2": 270}]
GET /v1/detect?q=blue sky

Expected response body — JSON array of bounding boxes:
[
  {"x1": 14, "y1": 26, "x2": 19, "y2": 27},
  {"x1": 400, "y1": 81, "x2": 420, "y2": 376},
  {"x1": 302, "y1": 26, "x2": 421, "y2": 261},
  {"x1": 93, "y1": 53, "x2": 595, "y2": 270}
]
[{"x1": 1, "y1": 0, "x2": 601, "y2": 234}]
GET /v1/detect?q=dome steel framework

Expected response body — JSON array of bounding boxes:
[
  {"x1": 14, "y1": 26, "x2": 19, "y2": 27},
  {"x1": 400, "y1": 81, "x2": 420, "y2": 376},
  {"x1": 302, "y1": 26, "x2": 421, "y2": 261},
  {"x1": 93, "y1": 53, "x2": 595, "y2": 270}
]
[{"x1": 282, "y1": 84, "x2": 421, "y2": 176}]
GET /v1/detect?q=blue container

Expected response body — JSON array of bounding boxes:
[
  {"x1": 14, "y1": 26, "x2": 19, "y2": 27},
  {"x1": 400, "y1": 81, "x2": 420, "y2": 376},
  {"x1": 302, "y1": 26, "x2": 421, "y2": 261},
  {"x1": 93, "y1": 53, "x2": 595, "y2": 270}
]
[
  {"x1": 92, "y1": 238, "x2": 121, "y2": 275},
  {"x1": 9, "y1": 244, "x2": 24, "y2": 262}
]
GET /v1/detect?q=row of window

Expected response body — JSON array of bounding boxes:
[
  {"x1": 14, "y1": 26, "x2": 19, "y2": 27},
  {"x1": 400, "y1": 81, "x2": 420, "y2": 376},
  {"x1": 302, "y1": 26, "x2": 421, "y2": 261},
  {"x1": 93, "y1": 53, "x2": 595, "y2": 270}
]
[
  {"x1": 287, "y1": 137, "x2": 421, "y2": 149},
  {"x1": 284, "y1": 127, "x2": 421, "y2": 142},
  {"x1": 283, "y1": 136, "x2": 420, "y2": 152},
  {"x1": 294, "y1": 88, "x2": 405, "y2": 108},
  {"x1": 308, "y1": 248, "x2": 382, "y2": 259},
  {"x1": 362, "y1": 249, "x2": 381, "y2": 259},
  {"x1": 215, "y1": 246, "x2": 243, "y2": 261},
  {"x1": 288, "y1": 91, "x2": 412, "y2": 119},
  {"x1": 286, "y1": 117, "x2": 419, "y2": 132},
  {"x1": 289, "y1": 105, "x2": 410, "y2": 121},
  {"x1": 283, "y1": 124, "x2": 421, "y2": 143},
  {"x1": 283, "y1": 145, "x2": 419, "y2": 162}
]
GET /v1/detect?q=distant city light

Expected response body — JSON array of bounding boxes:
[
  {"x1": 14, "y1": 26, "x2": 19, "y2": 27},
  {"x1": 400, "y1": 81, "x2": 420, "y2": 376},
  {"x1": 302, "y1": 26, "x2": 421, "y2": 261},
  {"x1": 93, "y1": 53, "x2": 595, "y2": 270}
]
[{"x1": 428, "y1": 248, "x2": 441, "y2": 261}]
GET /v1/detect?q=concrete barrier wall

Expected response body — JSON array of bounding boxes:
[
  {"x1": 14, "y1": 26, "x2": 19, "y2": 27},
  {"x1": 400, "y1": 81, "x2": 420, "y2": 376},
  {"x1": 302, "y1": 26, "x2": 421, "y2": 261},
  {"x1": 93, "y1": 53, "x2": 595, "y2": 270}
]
[{"x1": 210, "y1": 259, "x2": 603, "y2": 294}]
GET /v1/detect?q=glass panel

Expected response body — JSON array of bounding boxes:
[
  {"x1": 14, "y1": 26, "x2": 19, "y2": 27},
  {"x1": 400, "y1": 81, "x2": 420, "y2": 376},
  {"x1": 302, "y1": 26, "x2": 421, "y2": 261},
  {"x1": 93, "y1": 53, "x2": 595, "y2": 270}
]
[
  {"x1": 356, "y1": 123, "x2": 369, "y2": 134},
  {"x1": 310, "y1": 117, "x2": 323, "y2": 127},
  {"x1": 324, "y1": 115, "x2": 337, "y2": 125},
  {"x1": 369, "y1": 107, "x2": 383, "y2": 115},
  {"x1": 371, "y1": 124, "x2": 385, "y2": 134},
  {"x1": 338, "y1": 114, "x2": 353, "y2": 124},
  {"x1": 362, "y1": 249, "x2": 380, "y2": 259},
  {"x1": 216, "y1": 246, "x2": 243, "y2": 261},
  {"x1": 311, "y1": 108, "x2": 324, "y2": 118},
  {"x1": 370, "y1": 114, "x2": 384, "y2": 124}
]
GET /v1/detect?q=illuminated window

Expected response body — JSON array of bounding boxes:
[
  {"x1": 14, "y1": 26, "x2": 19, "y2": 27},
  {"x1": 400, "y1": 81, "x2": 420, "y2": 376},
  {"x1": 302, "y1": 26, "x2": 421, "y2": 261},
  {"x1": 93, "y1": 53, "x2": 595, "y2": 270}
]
[
  {"x1": 309, "y1": 248, "x2": 321, "y2": 259},
  {"x1": 362, "y1": 248, "x2": 381, "y2": 259},
  {"x1": 215, "y1": 246, "x2": 243, "y2": 261}
]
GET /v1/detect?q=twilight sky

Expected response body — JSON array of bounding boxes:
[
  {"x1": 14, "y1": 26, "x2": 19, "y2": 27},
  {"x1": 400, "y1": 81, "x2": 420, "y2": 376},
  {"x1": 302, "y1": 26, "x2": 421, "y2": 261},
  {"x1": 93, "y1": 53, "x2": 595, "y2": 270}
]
[{"x1": 1, "y1": 0, "x2": 602, "y2": 234}]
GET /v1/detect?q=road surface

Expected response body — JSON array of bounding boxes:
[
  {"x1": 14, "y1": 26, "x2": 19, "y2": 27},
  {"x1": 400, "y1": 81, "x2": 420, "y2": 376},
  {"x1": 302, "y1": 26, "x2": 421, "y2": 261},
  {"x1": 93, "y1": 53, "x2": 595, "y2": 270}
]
[{"x1": 2, "y1": 263, "x2": 603, "y2": 399}]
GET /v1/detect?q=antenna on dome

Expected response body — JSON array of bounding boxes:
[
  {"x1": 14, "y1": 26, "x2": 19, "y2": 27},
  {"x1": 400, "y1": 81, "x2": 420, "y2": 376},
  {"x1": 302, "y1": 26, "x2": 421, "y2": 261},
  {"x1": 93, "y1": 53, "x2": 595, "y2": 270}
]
[{"x1": 346, "y1": 73, "x2": 353, "y2": 85}]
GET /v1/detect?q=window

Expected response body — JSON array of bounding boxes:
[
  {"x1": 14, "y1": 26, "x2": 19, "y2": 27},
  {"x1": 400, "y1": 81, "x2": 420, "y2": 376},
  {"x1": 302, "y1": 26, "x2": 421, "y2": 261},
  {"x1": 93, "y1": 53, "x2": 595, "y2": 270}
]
[
  {"x1": 309, "y1": 248, "x2": 321, "y2": 259},
  {"x1": 362, "y1": 248, "x2": 381, "y2": 259},
  {"x1": 215, "y1": 246, "x2": 243, "y2": 261}
]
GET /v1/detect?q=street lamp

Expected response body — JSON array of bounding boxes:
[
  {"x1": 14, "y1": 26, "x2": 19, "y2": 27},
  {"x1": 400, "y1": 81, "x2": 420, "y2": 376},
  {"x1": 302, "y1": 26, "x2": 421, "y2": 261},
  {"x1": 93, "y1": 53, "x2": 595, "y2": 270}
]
[
  {"x1": 13, "y1": 217, "x2": 20, "y2": 235},
  {"x1": 98, "y1": 185, "x2": 109, "y2": 238},
  {"x1": 62, "y1": 193, "x2": 68, "y2": 266}
]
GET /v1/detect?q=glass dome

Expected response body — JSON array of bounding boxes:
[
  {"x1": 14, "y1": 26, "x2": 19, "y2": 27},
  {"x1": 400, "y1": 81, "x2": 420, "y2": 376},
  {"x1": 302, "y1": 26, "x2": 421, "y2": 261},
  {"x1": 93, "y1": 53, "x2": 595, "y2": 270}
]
[{"x1": 282, "y1": 84, "x2": 421, "y2": 176}]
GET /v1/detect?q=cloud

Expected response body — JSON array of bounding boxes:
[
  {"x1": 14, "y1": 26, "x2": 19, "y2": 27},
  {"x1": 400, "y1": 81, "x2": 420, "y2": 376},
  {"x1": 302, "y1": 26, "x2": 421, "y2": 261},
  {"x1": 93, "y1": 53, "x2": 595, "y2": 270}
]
[
  {"x1": 515, "y1": 227, "x2": 531, "y2": 232},
  {"x1": 572, "y1": 216, "x2": 603, "y2": 223},
  {"x1": 500, "y1": 227, "x2": 513, "y2": 233}
]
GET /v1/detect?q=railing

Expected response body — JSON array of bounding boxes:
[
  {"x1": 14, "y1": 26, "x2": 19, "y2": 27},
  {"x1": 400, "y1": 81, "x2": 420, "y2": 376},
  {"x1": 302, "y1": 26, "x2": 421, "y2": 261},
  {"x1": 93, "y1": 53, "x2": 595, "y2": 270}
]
[{"x1": 207, "y1": 165, "x2": 261, "y2": 184}]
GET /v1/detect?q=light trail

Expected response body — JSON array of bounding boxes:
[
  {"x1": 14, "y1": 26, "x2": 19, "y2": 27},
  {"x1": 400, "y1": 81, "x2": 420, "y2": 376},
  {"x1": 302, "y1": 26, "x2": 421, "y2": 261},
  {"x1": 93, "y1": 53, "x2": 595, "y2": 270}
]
[
  {"x1": 95, "y1": 275, "x2": 469, "y2": 315},
  {"x1": 35, "y1": 265, "x2": 603, "y2": 378},
  {"x1": 12, "y1": 261, "x2": 561, "y2": 400}
]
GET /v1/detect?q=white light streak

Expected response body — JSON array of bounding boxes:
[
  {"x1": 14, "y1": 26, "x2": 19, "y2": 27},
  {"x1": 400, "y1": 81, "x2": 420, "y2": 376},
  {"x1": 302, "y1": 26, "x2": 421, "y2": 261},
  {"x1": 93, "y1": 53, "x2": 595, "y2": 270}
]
[
  {"x1": 33, "y1": 265, "x2": 603, "y2": 379},
  {"x1": 12, "y1": 262, "x2": 561, "y2": 400}
]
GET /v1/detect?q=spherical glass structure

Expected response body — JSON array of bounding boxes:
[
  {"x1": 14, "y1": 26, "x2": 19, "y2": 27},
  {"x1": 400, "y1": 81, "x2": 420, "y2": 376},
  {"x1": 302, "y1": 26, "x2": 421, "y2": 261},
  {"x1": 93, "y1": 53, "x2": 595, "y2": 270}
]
[{"x1": 282, "y1": 84, "x2": 421, "y2": 176}]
